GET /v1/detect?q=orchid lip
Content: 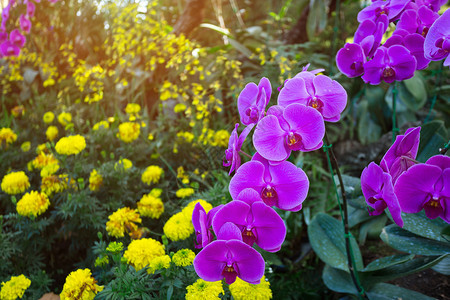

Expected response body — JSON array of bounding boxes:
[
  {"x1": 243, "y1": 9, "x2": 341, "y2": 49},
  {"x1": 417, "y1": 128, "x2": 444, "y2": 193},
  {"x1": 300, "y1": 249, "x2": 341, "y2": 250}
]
[{"x1": 261, "y1": 185, "x2": 278, "y2": 207}]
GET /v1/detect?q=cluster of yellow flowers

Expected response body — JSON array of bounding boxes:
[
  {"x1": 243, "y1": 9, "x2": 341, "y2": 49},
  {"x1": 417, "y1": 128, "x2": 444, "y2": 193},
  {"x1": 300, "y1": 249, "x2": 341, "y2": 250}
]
[
  {"x1": 55, "y1": 135, "x2": 86, "y2": 155},
  {"x1": 105, "y1": 207, "x2": 142, "y2": 238},
  {"x1": 16, "y1": 191, "x2": 51, "y2": 218},
  {"x1": 172, "y1": 248, "x2": 195, "y2": 267},
  {"x1": 123, "y1": 238, "x2": 169, "y2": 273},
  {"x1": 1, "y1": 171, "x2": 30, "y2": 195},
  {"x1": 163, "y1": 199, "x2": 212, "y2": 241},
  {"x1": 185, "y1": 279, "x2": 224, "y2": 300},
  {"x1": 0, "y1": 128, "x2": 17, "y2": 149},
  {"x1": 60, "y1": 269, "x2": 103, "y2": 300},
  {"x1": 0, "y1": 275, "x2": 31, "y2": 300},
  {"x1": 141, "y1": 165, "x2": 164, "y2": 185},
  {"x1": 229, "y1": 276, "x2": 273, "y2": 300},
  {"x1": 41, "y1": 174, "x2": 73, "y2": 196},
  {"x1": 137, "y1": 189, "x2": 164, "y2": 219},
  {"x1": 114, "y1": 158, "x2": 133, "y2": 171},
  {"x1": 176, "y1": 187, "x2": 195, "y2": 198},
  {"x1": 117, "y1": 122, "x2": 141, "y2": 143}
]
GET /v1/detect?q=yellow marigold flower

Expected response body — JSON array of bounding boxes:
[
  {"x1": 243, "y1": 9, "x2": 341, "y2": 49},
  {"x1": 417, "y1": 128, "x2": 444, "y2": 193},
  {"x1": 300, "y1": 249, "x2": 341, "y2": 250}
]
[
  {"x1": 55, "y1": 135, "x2": 86, "y2": 155},
  {"x1": 174, "y1": 103, "x2": 187, "y2": 113},
  {"x1": 43, "y1": 112, "x2": 55, "y2": 124},
  {"x1": 0, "y1": 274, "x2": 31, "y2": 300},
  {"x1": 117, "y1": 122, "x2": 140, "y2": 143},
  {"x1": 181, "y1": 199, "x2": 212, "y2": 219},
  {"x1": 1, "y1": 171, "x2": 30, "y2": 195},
  {"x1": 123, "y1": 238, "x2": 165, "y2": 271},
  {"x1": 213, "y1": 130, "x2": 230, "y2": 147},
  {"x1": 172, "y1": 249, "x2": 195, "y2": 267},
  {"x1": 40, "y1": 163, "x2": 60, "y2": 177},
  {"x1": 141, "y1": 165, "x2": 164, "y2": 185},
  {"x1": 163, "y1": 212, "x2": 193, "y2": 241},
  {"x1": 45, "y1": 126, "x2": 59, "y2": 141},
  {"x1": 41, "y1": 174, "x2": 71, "y2": 196},
  {"x1": 147, "y1": 255, "x2": 171, "y2": 274},
  {"x1": 185, "y1": 279, "x2": 224, "y2": 300},
  {"x1": 36, "y1": 143, "x2": 48, "y2": 154},
  {"x1": 114, "y1": 158, "x2": 132, "y2": 171},
  {"x1": 60, "y1": 269, "x2": 103, "y2": 300},
  {"x1": 229, "y1": 276, "x2": 272, "y2": 300},
  {"x1": 16, "y1": 191, "x2": 50, "y2": 218},
  {"x1": 149, "y1": 188, "x2": 163, "y2": 197},
  {"x1": 137, "y1": 193, "x2": 164, "y2": 219},
  {"x1": 92, "y1": 121, "x2": 109, "y2": 131},
  {"x1": 21, "y1": 141, "x2": 31, "y2": 152},
  {"x1": 105, "y1": 207, "x2": 142, "y2": 238},
  {"x1": 11, "y1": 105, "x2": 25, "y2": 118},
  {"x1": 89, "y1": 169, "x2": 103, "y2": 191},
  {"x1": 32, "y1": 153, "x2": 58, "y2": 170},
  {"x1": 125, "y1": 103, "x2": 141, "y2": 114},
  {"x1": 148, "y1": 133, "x2": 154, "y2": 141},
  {"x1": 0, "y1": 128, "x2": 17, "y2": 148},
  {"x1": 57, "y1": 112, "x2": 72, "y2": 127},
  {"x1": 176, "y1": 187, "x2": 195, "y2": 198}
]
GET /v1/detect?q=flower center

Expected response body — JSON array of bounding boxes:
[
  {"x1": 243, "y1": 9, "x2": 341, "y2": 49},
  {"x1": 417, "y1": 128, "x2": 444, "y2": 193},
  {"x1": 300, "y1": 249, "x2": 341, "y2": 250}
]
[
  {"x1": 222, "y1": 149, "x2": 233, "y2": 167},
  {"x1": 261, "y1": 185, "x2": 278, "y2": 207},
  {"x1": 245, "y1": 106, "x2": 259, "y2": 123},
  {"x1": 375, "y1": 5, "x2": 388, "y2": 16},
  {"x1": 286, "y1": 132, "x2": 302, "y2": 150},
  {"x1": 382, "y1": 67, "x2": 395, "y2": 81},
  {"x1": 308, "y1": 97, "x2": 323, "y2": 110},
  {"x1": 242, "y1": 227, "x2": 257, "y2": 246},
  {"x1": 222, "y1": 263, "x2": 239, "y2": 284}
]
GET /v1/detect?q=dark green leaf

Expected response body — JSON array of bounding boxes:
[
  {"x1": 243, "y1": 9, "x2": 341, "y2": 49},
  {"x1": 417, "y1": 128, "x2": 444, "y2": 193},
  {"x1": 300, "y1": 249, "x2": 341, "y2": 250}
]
[
  {"x1": 367, "y1": 283, "x2": 435, "y2": 300},
  {"x1": 362, "y1": 254, "x2": 414, "y2": 272},
  {"x1": 322, "y1": 264, "x2": 358, "y2": 295}
]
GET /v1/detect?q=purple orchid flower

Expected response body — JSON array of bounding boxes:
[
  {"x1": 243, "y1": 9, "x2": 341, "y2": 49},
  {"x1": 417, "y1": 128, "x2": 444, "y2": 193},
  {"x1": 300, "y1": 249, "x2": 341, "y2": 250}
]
[
  {"x1": 192, "y1": 203, "x2": 223, "y2": 249},
  {"x1": 193, "y1": 222, "x2": 266, "y2": 284},
  {"x1": 0, "y1": 31, "x2": 7, "y2": 44},
  {"x1": 424, "y1": 9, "x2": 450, "y2": 67},
  {"x1": 229, "y1": 154, "x2": 309, "y2": 211},
  {"x1": 395, "y1": 155, "x2": 450, "y2": 223},
  {"x1": 357, "y1": 0, "x2": 410, "y2": 23},
  {"x1": 361, "y1": 162, "x2": 404, "y2": 227},
  {"x1": 336, "y1": 43, "x2": 366, "y2": 78},
  {"x1": 384, "y1": 32, "x2": 430, "y2": 70},
  {"x1": 238, "y1": 77, "x2": 272, "y2": 126},
  {"x1": 354, "y1": 14, "x2": 389, "y2": 57},
  {"x1": 396, "y1": 7, "x2": 439, "y2": 36},
  {"x1": 212, "y1": 188, "x2": 286, "y2": 252},
  {"x1": 223, "y1": 123, "x2": 254, "y2": 175},
  {"x1": 301, "y1": 63, "x2": 325, "y2": 75},
  {"x1": 415, "y1": 0, "x2": 447, "y2": 12},
  {"x1": 27, "y1": 1, "x2": 36, "y2": 17},
  {"x1": 380, "y1": 126, "x2": 420, "y2": 184},
  {"x1": 0, "y1": 41, "x2": 20, "y2": 57},
  {"x1": 20, "y1": 15, "x2": 32, "y2": 33},
  {"x1": 277, "y1": 74, "x2": 347, "y2": 122},
  {"x1": 362, "y1": 45, "x2": 417, "y2": 84},
  {"x1": 9, "y1": 29, "x2": 26, "y2": 48},
  {"x1": 253, "y1": 104, "x2": 325, "y2": 162}
]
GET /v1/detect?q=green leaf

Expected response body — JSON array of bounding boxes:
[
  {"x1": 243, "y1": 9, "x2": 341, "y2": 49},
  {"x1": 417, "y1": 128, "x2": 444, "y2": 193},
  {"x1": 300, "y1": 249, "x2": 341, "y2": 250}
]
[
  {"x1": 199, "y1": 23, "x2": 232, "y2": 37},
  {"x1": 308, "y1": 213, "x2": 363, "y2": 271},
  {"x1": 400, "y1": 211, "x2": 448, "y2": 242},
  {"x1": 228, "y1": 38, "x2": 253, "y2": 58},
  {"x1": 367, "y1": 283, "x2": 435, "y2": 300},
  {"x1": 417, "y1": 120, "x2": 448, "y2": 162},
  {"x1": 306, "y1": 0, "x2": 331, "y2": 40},
  {"x1": 361, "y1": 255, "x2": 447, "y2": 286},
  {"x1": 322, "y1": 264, "x2": 358, "y2": 295},
  {"x1": 359, "y1": 215, "x2": 387, "y2": 245},
  {"x1": 358, "y1": 100, "x2": 382, "y2": 144},
  {"x1": 380, "y1": 225, "x2": 450, "y2": 255},
  {"x1": 362, "y1": 254, "x2": 414, "y2": 272},
  {"x1": 334, "y1": 174, "x2": 362, "y2": 199},
  {"x1": 402, "y1": 75, "x2": 428, "y2": 111},
  {"x1": 348, "y1": 206, "x2": 372, "y2": 228},
  {"x1": 432, "y1": 255, "x2": 450, "y2": 275}
]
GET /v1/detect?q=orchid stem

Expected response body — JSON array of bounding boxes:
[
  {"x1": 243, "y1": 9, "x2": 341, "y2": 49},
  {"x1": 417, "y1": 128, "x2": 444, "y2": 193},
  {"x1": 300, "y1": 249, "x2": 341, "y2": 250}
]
[
  {"x1": 400, "y1": 155, "x2": 420, "y2": 165},
  {"x1": 324, "y1": 133, "x2": 368, "y2": 299},
  {"x1": 239, "y1": 150, "x2": 252, "y2": 159},
  {"x1": 440, "y1": 140, "x2": 450, "y2": 155}
]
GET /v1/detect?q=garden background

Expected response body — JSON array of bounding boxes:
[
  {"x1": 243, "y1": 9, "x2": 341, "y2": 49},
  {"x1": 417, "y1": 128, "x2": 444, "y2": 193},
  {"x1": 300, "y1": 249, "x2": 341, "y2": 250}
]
[{"x1": 0, "y1": 0, "x2": 449, "y2": 299}]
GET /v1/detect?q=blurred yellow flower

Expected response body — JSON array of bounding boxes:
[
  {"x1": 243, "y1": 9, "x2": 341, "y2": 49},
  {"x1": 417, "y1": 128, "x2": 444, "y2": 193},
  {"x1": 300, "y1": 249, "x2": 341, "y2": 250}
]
[
  {"x1": 174, "y1": 103, "x2": 187, "y2": 113},
  {"x1": 16, "y1": 191, "x2": 50, "y2": 218},
  {"x1": 141, "y1": 165, "x2": 164, "y2": 185},
  {"x1": 176, "y1": 187, "x2": 195, "y2": 198},
  {"x1": 106, "y1": 207, "x2": 141, "y2": 238},
  {"x1": 46, "y1": 126, "x2": 59, "y2": 141},
  {"x1": 89, "y1": 169, "x2": 103, "y2": 191},
  {"x1": 114, "y1": 158, "x2": 133, "y2": 171},
  {"x1": 21, "y1": 141, "x2": 31, "y2": 152},
  {"x1": 43, "y1": 111, "x2": 55, "y2": 124},
  {"x1": 32, "y1": 153, "x2": 58, "y2": 170},
  {"x1": 1, "y1": 171, "x2": 30, "y2": 195},
  {"x1": 55, "y1": 135, "x2": 86, "y2": 155},
  {"x1": 137, "y1": 193, "x2": 164, "y2": 219},
  {"x1": 0, "y1": 275, "x2": 31, "y2": 300},
  {"x1": 213, "y1": 129, "x2": 230, "y2": 147},
  {"x1": 11, "y1": 105, "x2": 25, "y2": 118},
  {"x1": 41, "y1": 174, "x2": 71, "y2": 196},
  {"x1": 125, "y1": 103, "x2": 141, "y2": 114},
  {"x1": 117, "y1": 122, "x2": 140, "y2": 143},
  {"x1": 57, "y1": 112, "x2": 72, "y2": 126},
  {"x1": 0, "y1": 128, "x2": 17, "y2": 148},
  {"x1": 92, "y1": 120, "x2": 109, "y2": 131},
  {"x1": 60, "y1": 269, "x2": 103, "y2": 300}
]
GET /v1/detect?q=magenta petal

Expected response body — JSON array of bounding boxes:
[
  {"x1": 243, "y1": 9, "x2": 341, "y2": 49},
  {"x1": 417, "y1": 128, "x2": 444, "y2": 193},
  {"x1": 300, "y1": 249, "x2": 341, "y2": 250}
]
[
  {"x1": 269, "y1": 161, "x2": 309, "y2": 211},
  {"x1": 253, "y1": 115, "x2": 290, "y2": 162},
  {"x1": 395, "y1": 164, "x2": 442, "y2": 213},
  {"x1": 212, "y1": 201, "x2": 250, "y2": 236},
  {"x1": 388, "y1": 45, "x2": 417, "y2": 81},
  {"x1": 336, "y1": 43, "x2": 365, "y2": 78},
  {"x1": 426, "y1": 155, "x2": 450, "y2": 171},
  {"x1": 251, "y1": 202, "x2": 286, "y2": 252},
  {"x1": 424, "y1": 9, "x2": 450, "y2": 61},
  {"x1": 362, "y1": 47, "x2": 385, "y2": 85},
  {"x1": 9, "y1": 29, "x2": 26, "y2": 48},
  {"x1": 283, "y1": 104, "x2": 325, "y2": 151},
  {"x1": 229, "y1": 161, "x2": 266, "y2": 200},
  {"x1": 277, "y1": 77, "x2": 309, "y2": 108},
  {"x1": 217, "y1": 222, "x2": 243, "y2": 241},
  {"x1": 194, "y1": 241, "x2": 228, "y2": 281},
  {"x1": 382, "y1": 172, "x2": 403, "y2": 227},
  {"x1": 313, "y1": 75, "x2": 347, "y2": 122},
  {"x1": 258, "y1": 77, "x2": 272, "y2": 106},
  {"x1": 236, "y1": 188, "x2": 263, "y2": 205},
  {"x1": 361, "y1": 162, "x2": 384, "y2": 202},
  {"x1": 192, "y1": 202, "x2": 206, "y2": 233},
  {"x1": 397, "y1": 9, "x2": 419, "y2": 34},
  {"x1": 238, "y1": 82, "x2": 259, "y2": 125},
  {"x1": 403, "y1": 34, "x2": 430, "y2": 70},
  {"x1": 226, "y1": 240, "x2": 265, "y2": 284}
]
